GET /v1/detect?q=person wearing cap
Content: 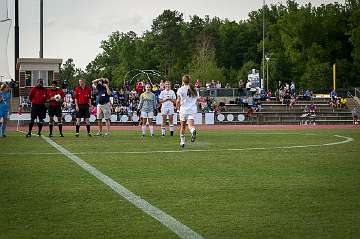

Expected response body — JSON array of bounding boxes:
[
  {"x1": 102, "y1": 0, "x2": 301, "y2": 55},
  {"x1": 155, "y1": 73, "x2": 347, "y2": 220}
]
[
  {"x1": 47, "y1": 80, "x2": 65, "y2": 137},
  {"x1": 26, "y1": 79, "x2": 48, "y2": 137},
  {"x1": 0, "y1": 84, "x2": 11, "y2": 137}
]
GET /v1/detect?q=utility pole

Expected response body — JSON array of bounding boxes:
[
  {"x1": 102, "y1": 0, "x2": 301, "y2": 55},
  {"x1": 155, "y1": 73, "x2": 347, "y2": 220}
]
[
  {"x1": 40, "y1": 0, "x2": 44, "y2": 58},
  {"x1": 262, "y1": 0, "x2": 265, "y2": 90},
  {"x1": 15, "y1": 0, "x2": 19, "y2": 81}
]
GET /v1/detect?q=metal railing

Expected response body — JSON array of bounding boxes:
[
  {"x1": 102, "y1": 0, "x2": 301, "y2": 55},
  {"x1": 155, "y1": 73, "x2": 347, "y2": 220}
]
[{"x1": 199, "y1": 88, "x2": 245, "y2": 97}]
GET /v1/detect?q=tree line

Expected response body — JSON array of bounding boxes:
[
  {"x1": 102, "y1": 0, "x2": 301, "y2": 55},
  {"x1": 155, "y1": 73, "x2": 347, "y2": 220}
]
[{"x1": 60, "y1": 0, "x2": 360, "y2": 92}]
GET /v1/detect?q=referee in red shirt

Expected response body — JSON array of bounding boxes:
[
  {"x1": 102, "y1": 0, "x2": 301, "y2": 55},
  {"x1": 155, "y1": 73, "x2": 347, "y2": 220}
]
[
  {"x1": 47, "y1": 80, "x2": 65, "y2": 137},
  {"x1": 26, "y1": 79, "x2": 48, "y2": 137},
  {"x1": 74, "y1": 79, "x2": 92, "y2": 137}
]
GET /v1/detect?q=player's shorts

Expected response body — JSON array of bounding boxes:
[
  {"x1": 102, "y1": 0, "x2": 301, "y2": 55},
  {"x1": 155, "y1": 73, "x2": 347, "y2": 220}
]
[
  {"x1": 141, "y1": 111, "x2": 154, "y2": 119},
  {"x1": 76, "y1": 104, "x2": 90, "y2": 119},
  {"x1": 179, "y1": 112, "x2": 195, "y2": 122},
  {"x1": 48, "y1": 105, "x2": 62, "y2": 118},
  {"x1": 31, "y1": 104, "x2": 46, "y2": 121},
  {"x1": 97, "y1": 103, "x2": 111, "y2": 120},
  {"x1": 0, "y1": 109, "x2": 8, "y2": 119},
  {"x1": 161, "y1": 107, "x2": 175, "y2": 116}
]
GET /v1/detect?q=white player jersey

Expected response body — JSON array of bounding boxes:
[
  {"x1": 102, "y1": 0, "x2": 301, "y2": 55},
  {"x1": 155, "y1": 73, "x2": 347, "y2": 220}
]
[
  {"x1": 177, "y1": 85, "x2": 198, "y2": 114},
  {"x1": 159, "y1": 89, "x2": 176, "y2": 109}
]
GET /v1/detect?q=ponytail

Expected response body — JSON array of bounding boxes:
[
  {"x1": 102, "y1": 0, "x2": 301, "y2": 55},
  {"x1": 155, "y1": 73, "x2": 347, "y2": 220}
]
[{"x1": 182, "y1": 75, "x2": 197, "y2": 97}]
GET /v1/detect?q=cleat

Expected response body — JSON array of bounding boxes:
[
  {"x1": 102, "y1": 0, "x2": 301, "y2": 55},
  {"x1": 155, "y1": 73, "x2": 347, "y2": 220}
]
[
  {"x1": 2, "y1": 135, "x2": 6, "y2": 138},
  {"x1": 75, "y1": 133, "x2": 79, "y2": 137},
  {"x1": 141, "y1": 134, "x2": 145, "y2": 138},
  {"x1": 26, "y1": 133, "x2": 31, "y2": 138},
  {"x1": 191, "y1": 130, "x2": 196, "y2": 142},
  {"x1": 95, "y1": 132, "x2": 102, "y2": 136},
  {"x1": 60, "y1": 133, "x2": 64, "y2": 137},
  {"x1": 104, "y1": 132, "x2": 110, "y2": 137},
  {"x1": 170, "y1": 131, "x2": 174, "y2": 136},
  {"x1": 180, "y1": 143, "x2": 185, "y2": 149},
  {"x1": 88, "y1": 133, "x2": 92, "y2": 137},
  {"x1": 162, "y1": 134, "x2": 165, "y2": 137},
  {"x1": 49, "y1": 133, "x2": 53, "y2": 138},
  {"x1": 37, "y1": 133, "x2": 41, "y2": 137},
  {"x1": 151, "y1": 134, "x2": 154, "y2": 137}
]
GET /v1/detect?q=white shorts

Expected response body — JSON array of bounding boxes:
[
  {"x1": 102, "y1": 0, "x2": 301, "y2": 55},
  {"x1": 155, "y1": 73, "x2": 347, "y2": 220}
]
[
  {"x1": 97, "y1": 103, "x2": 111, "y2": 120},
  {"x1": 161, "y1": 107, "x2": 175, "y2": 116},
  {"x1": 141, "y1": 111, "x2": 154, "y2": 119},
  {"x1": 179, "y1": 113, "x2": 195, "y2": 122}
]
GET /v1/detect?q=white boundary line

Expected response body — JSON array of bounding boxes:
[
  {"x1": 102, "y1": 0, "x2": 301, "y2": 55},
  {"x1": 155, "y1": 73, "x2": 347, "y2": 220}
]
[
  {"x1": 41, "y1": 136, "x2": 204, "y2": 239},
  {"x1": 1, "y1": 135, "x2": 354, "y2": 156}
]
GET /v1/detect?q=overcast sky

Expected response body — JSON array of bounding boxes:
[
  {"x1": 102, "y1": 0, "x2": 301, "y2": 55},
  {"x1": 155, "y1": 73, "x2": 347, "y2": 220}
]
[{"x1": 3, "y1": 0, "x2": 345, "y2": 78}]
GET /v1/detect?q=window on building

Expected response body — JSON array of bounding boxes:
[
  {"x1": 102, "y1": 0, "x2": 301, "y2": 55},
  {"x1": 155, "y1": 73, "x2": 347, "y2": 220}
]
[
  {"x1": 25, "y1": 71, "x2": 32, "y2": 86},
  {"x1": 27, "y1": 70, "x2": 54, "y2": 86}
]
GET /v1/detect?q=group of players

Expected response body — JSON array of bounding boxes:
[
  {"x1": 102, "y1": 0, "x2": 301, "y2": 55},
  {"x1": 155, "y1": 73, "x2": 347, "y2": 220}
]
[{"x1": 24, "y1": 75, "x2": 198, "y2": 147}]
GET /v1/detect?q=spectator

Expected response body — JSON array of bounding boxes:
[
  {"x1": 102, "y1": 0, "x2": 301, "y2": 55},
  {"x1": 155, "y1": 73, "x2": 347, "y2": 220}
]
[
  {"x1": 308, "y1": 103, "x2": 317, "y2": 125},
  {"x1": 216, "y1": 81, "x2": 222, "y2": 89},
  {"x1": 303, "y1": 89, "x2": 312, "y2": 101},
  {"x1": 330, "y1": 89, "x2": 337, "y2": 99},
  {"x1": 135, "y1": 81, "x2": 144, "y2": 94},
  {"x1": 245, "y1": 80, "x2": 251, "y2": 96},
  {"x1": 340, "y1": 97, "x2": 348, "y2": 109},
  {"x1": 159, "y1": 80, "x2": 165, "y2": 90},
  {"x1": 290, "y1": 81, "x2": 296, "y2": 96},
  {"x1": 225, "y1": 83, "x2": 231, "y2": 88},
  {"x1": 351, "y1": 107, "x2": 358, "y2": 125},
  {"x1": 289, "y1": 96, "x2": 297, "y2": 109}
]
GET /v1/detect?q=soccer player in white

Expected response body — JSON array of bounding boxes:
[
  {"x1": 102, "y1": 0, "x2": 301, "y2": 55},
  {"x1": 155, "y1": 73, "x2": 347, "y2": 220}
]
[
  {"x1": 176, "y1": 75, "x2": 198, "y2": 148},
  {"x1": 159, "y1": 81, "x2": 176, "y2": 136}
]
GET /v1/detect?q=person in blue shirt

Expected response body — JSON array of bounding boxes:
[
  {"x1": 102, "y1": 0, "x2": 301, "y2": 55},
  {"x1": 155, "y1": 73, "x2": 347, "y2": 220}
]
[{"x1": 0, "y1": 84, "x2": 11, "y2": 137}]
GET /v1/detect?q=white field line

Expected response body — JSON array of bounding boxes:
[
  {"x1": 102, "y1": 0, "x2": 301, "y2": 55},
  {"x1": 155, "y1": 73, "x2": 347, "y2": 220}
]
[
  {"x1": 41, "y1": 136, "x2": 204, "y2": 239},
  {"x1": 1, "y1": 135, "x2": 354, "y2": 156}
]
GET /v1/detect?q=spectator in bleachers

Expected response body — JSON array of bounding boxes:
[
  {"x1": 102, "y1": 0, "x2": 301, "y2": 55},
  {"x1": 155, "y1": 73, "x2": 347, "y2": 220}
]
[
  {"x1": 225, "y1": 83, "x2": 231, "y2": 88},
  {"x1": 135, "y1": 80, "x2": 144, "y2": 94},
  {"x1": 216, "y1": 81, "x2": 222, "y2": 89},
  {"x1": 308, "y1": 103, "x2": 317, "y2": 125},
  {"x1": 330, "y1": 89, "x2": 337, "y2": 99},
  {"x1": 303, "y1": 89, "x2": 312, "y2": 101},
  {"x1": 289, "y1": 95, "x2": 297, "y2": 109},
  {"x1": 290, "y1": 81, "x2": 296, "y2": 96},
  {"x1": 340, "y1": 97, "x2": 348, "y2": 109}
]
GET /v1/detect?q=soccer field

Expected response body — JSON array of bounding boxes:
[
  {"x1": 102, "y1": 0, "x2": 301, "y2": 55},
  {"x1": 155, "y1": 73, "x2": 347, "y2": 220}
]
[{"x1": 1, "y1": 128, "x2": 360, "y2": 239}]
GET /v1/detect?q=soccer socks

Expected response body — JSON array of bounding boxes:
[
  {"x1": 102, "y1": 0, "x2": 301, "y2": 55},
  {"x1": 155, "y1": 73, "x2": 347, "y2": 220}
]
[
  {"x1": 161, "y1": 127, "x2": 166, "y2": 136},
  {"x1": 141, "y1": 125, "x2": 146, "y2": 136},
  {"x1": 58, "y1": 123, "x2": 63, "y2": 134},
  {"x1": 169, "y1": 125, "x2": 174, "y2": 136},
  {"x1": 28, "y1": 120, "x2": 34, "y2": 133},
  {"x1": 49, "y1": 123, "x2": 54, "y2": 135},
  {"x1": 189, "y1": 127, "x2": 195, "y2": 134},
  {"x1": 180, "y1": 134, "x2": 185, "y2": 145},
  {"x1": 86, "y1": 124, "x2": 91, "y2": 134},
  {"x1": 149, "y1": 126, "x2": 154, "y2": 136},
  {"x1": 76, "y1": 124, "x2": 80, "y2": 134},
  {"x1": 2, "y1": 124, "x2": 6, "y2": 136},
  {"x1": 37, "y1": 122, "x2": 43, "y2": 135}
]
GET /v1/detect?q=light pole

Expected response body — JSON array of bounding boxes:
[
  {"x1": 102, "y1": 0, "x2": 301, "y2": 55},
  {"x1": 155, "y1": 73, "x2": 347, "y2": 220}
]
[
  {"x1": 265, "y1": 56, "x2": 270, "y2": 91},
  {"x1": 262, "y1": 0, "x2": 265, "y2": 90}
]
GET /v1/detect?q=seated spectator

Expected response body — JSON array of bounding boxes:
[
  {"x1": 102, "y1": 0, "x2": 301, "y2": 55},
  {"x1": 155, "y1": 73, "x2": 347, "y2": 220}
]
[
  {"x1": 330, "y1": 89, "x2": 337, "y2": 99},
  {"x1": 340, "y1": 97, "x2": 348, "y2": 109},
  {"x1": 329, "y1": 97, "x2": 337, "y2": 111},
  {"x1": 283, "y1": 91, "x2": 291, "y2": 106},
  {"x1": 308, "y1": 104, "x2": 317, "y2": 125},
  {"x1": 289, "y1": 96, "x2": 297, "y2": 109},
  {"x1": 225, "y1": 83, "x2": 230, "y2": 88},
  {"x1": 303, "y1": 89, "x2": 312, "y2": 101}
]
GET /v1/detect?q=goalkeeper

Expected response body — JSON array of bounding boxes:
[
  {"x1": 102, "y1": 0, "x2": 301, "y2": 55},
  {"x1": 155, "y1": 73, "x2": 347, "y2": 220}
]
[{"x1": 47, "y1": 80, "x2": 65, "y2": 137}]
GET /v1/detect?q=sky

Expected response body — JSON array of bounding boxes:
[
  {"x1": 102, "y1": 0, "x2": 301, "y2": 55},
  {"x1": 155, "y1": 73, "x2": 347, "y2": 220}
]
[{"x1": 2, "y1": 0, "x2": 346, "y2": 79}]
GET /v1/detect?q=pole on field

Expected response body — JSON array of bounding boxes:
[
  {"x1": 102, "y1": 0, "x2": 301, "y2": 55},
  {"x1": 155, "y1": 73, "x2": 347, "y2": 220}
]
[{"x1": 333, "y1": 63, "x2": 336, "y2": 90}]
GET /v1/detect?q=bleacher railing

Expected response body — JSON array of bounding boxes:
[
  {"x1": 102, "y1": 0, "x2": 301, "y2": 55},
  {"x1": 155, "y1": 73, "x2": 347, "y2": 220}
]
[{"x1": 199, "y1": 88, "x2": 244, "y2": 97}]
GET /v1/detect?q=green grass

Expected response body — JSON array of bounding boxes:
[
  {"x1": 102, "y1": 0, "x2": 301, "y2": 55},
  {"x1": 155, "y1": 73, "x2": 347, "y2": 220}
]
[{"x1": 1, "y1": 128, "x2": 360, "y2": 238}]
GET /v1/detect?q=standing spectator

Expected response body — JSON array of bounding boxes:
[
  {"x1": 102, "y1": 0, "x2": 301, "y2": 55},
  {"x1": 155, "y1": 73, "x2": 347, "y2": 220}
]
[
  {"x1": 159, "y1": 80, "x2": 165, "y2": 90},
  {"x1": 216, "y1": 81, "x2": 222, "y2": 89},
  {"x1": 93, "y1": 78, "x2": 112, "y2": 136},
  {"x1": 304, "y1": 89, "x2": 312, "y2": 101},
  {"x1": 0, "y1": 84, "x2": 11, "y2": 137},
  {"x1": 47, "y1": 81, "x2": 65, "y2": 137},
  {"x1": 26, "y1": 79, "x2": 48, "y2": 137},
  {"x1": 245, "y1": 80, "x2": 251, "y2": 96},
  {"x1": 330, "y1": 89, "x2": 337, "y2": 99},
  {"x1": 351, "y1": 107, "x2": 358, "y2": 125},
  {"x1": 290, "y1": 81, "x2": 296, "y2": 96},
  {"x1": 74, "y1": 79, "x2": 92, "y2": 137},
  {"x1": 195, "y1": 79, "x2": 201, "y2": 92},
  {"x1": 205, "y1": 81, "x2": 211, "y2": 90},
  {"x1": 135, "y1": 80, "x2": 144, "y2": 94}
]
